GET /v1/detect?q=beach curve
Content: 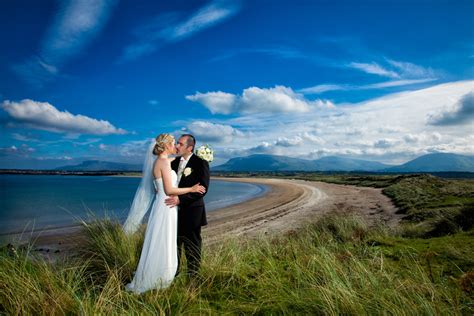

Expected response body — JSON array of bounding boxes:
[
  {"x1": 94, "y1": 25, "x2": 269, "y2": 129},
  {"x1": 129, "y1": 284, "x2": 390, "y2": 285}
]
[
  {"x1": 204, "y1": 177, "x2": 400, "y2": 244},
  {"x1": 12, "y1": 176, "x2": 401, "y2": 255}
]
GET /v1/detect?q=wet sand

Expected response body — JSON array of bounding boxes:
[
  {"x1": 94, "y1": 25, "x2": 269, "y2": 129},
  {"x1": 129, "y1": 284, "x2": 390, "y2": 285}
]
[{"x1": 5, "y1": 177, "x2": 401, "y2": 255}]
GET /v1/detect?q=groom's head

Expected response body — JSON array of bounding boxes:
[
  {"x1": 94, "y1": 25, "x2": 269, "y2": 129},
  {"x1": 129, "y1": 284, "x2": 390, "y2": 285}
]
[{"x1": 176, "y1": 134, "x2": 195, "y2": 157}]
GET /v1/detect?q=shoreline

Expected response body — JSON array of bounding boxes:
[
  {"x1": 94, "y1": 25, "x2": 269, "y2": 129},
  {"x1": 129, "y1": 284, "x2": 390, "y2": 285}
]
[
  {"x1": 0, "y1": 176, "x2": 275, "y2": 248},
  {"x1": 3, "y1": 177, "x2": 400, "y2": 256},
  {"x1": 0, "y1": 176, "x2": 268, "y2": 238}
]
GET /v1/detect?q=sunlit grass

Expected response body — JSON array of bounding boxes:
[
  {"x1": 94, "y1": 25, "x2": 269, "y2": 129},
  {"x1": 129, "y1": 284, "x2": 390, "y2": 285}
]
[{"x1": 1, "y1": 214, "x2": 471, "y2": 314}]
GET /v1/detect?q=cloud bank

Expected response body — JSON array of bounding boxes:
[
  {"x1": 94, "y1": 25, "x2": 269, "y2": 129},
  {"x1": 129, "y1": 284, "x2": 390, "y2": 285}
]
[
  {"x1": 186, "y1": 81, "x2": 473, "y2": 165},
  {"x1": 427, "y1": 91, "x2": 474, "y2": 126}
]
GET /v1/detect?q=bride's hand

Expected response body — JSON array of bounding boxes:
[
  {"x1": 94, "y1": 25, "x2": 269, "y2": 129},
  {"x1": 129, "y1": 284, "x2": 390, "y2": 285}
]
[{"x1": 191, "y1": 183, "x2": 206, "y2": 194}]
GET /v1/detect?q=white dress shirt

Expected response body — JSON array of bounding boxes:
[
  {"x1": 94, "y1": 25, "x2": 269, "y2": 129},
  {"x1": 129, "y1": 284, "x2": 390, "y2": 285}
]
[{"x1": 177, "y1": 153, "x2": 193, "y2": 184}]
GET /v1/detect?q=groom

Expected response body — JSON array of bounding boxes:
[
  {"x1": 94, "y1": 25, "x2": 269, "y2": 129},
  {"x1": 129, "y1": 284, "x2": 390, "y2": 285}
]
[{"x1": 165, "y1": 134, "x2": 210, "y2": 278}]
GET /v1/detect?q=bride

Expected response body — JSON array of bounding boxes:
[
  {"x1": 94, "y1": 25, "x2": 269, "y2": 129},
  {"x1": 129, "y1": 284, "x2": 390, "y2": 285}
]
[{"x1": 123, "y1": 133, "x2": 206, "y2": 293}]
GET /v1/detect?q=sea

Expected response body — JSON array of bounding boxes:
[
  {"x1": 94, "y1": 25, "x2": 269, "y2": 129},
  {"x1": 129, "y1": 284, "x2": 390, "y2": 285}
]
[{"x1": 0, "y1": 175, "x2": 267, "y2": 235}]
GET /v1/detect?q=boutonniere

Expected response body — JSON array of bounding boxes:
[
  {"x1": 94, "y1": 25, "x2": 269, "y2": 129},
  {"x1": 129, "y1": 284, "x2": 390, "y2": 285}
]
[{"x1": 183, "y1": 167, "x2": 192, "y2": 177}]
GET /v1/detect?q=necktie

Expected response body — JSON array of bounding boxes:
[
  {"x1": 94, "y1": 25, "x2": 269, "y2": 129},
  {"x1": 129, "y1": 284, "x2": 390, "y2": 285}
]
[{"x1": 177, "y1": 157, "x2": 186, "y2": 184}]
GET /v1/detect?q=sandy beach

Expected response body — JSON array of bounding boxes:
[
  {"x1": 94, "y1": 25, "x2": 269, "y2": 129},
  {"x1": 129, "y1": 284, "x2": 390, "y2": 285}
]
[
  {"x1": 204, "y1": 177, "x2": 400, "y2": 244},
  {"x1": 11, "y1": 176, "x2": 400, "y2": 256}
]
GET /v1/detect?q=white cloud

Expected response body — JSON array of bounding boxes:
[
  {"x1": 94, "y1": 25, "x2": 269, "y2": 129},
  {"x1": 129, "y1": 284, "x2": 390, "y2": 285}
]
[
  {"x1": 14, "y1": 0, "x2": 117, "y2": 86},
  {"x1": 171, "y1": 0, "x2": 240, "y2": 39},
  {"x1": 186, "y1": 91, "x2": 237, "y2": 115},
  {"x1": 246, "y1": 142, "x2": 279, "y2": 155},
  {"x1": 403, "y1": 132, "x2": 442, "y2": 144},
  {"x1": 118, "y1": 139, "x2": 151, "y2": 159},
  {"x1": 187, "y1": 85, "x2": 334, "y2": 115},
  {"x1": 1, "y1": 99, "x2": 127, "y2": 135},
  {"x1": 275, "y1": 136, "x2": 303, "y2": 147},
  {"x1": 299, "y1": 79, "x2": 438, "y2": 95},
  {"x1": 378, "y1": 126, "x2": 405, "y2": 133},
  {"x1": 185, "y1": 120, "x2": 244, "y2": 143},
  {"x1": 301, "y1": 132, "x2": 325, "y2": 144},
  {"x1": 387, "y1": 59, "x2": 436, "y2": 79},
  {"x1": 344, "y1": 127, "x2": 366, "y2": 136},
  {"x1": 215, "y1": 142, "x2": 283, "y2": 163},
  {"x1": 403, "y1": 134, "x2": 420, "y2": 143},
  {"x1": 427, "y1": 91, "x2": 474, "y2": 126},
  {"x1": 44, "y1": 0, "x2": 116, "y2": 56},
  {"x1": 347, "y1": 59, "x2": 437, "y2": 83},
  {"x1": 121, "y1": 0, "x2": 241, "y2": 62},
  {"x1": 298, "y1": 84, "x2": 348, "y2": 94},
  {"x1": 348, "y1": 62, "x2": 400, "y2": 78},
  {"x1": 240, "y1": 86, "x2": 314, "y2": 113},
  {"x1": 364, "y1": 78, "x2": 437, "y2": 89}
]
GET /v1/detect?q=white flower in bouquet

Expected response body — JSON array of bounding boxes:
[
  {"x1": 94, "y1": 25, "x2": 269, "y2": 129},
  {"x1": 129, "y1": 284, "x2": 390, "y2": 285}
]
[{"x1": 196, "y1": 144, "x2": 214, "y2": 162}]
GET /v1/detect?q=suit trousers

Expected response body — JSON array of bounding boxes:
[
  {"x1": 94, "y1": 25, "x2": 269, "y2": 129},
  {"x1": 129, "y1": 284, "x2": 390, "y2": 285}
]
[{"x1": 177, "y1": 225, "x2": 202, "y2": 277}]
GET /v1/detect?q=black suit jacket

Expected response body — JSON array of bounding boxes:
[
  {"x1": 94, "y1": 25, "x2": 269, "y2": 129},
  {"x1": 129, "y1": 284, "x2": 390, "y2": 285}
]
[{"x1": 171, "y1": 154, "x2": 210, "y2": 230}]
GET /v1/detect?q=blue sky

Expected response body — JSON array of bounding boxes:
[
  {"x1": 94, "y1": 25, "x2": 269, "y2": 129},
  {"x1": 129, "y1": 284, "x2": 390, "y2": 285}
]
[{"x1": 1, "y1": 0, "x2": 473, "y2": 169}]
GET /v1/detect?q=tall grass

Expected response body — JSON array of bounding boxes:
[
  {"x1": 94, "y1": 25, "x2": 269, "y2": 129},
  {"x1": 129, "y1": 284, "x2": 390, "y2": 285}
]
[
  {"x1": 1, "y1": 214, "x2": 471, "y2": 314},
  {"x1": 80, "y1": 218, "x2": 145, "y2": 284},
  {"x1": 0, "y1": 245, "x2": 86, "y2": 314}
]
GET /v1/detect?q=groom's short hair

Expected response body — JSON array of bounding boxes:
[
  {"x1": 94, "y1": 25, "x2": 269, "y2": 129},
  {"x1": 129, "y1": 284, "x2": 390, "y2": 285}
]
[{"x1": 181, "y1": 134, "x2": 196, "y2": 151}]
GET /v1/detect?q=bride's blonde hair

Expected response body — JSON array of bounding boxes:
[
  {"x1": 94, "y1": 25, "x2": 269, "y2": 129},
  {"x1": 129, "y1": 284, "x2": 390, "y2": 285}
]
[{"x1": 153, "y1": 133, "x2": 174, "y2": 156}]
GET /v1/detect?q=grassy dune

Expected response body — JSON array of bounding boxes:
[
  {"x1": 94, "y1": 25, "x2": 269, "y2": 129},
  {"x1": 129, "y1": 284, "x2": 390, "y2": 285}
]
[
  {"x1": 1, "y1": 174, "x2": 473, "y2": 314},
  {"x1": 288, "y1": 173, "x2": 474, "y2": 237},
  {"x1": 1, "y1": 216, "x2": 472, "y2": 314}
]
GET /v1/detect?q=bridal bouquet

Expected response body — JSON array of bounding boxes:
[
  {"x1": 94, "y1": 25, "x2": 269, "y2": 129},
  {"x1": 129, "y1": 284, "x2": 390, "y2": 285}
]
[{"x1": 196, "y1": 144, "x2": 214, "y2": 163}]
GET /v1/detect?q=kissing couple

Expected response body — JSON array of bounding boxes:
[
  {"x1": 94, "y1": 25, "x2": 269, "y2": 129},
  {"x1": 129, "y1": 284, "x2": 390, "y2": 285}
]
[{"x1": 123, "y1": 133, "x2": 210, "y2": 294}]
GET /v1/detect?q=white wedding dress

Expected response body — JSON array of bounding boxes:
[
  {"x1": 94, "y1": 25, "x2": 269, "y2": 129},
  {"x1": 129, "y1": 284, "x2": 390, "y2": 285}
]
[{"x1": 125, "y1": 170, "x2": 178, "y2": 293}]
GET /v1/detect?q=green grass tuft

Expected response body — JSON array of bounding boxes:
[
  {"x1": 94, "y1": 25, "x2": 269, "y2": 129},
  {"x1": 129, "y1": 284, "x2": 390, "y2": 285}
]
[{"x1": 1, "y1": 214, "x2": 472, "y2": 314}]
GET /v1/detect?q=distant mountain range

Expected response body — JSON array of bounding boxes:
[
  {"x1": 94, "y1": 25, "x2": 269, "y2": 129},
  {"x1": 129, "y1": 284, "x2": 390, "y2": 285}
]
[
  {"x1": 382, "y1": 153, "x2": 474, "y2": 172},
  {"x1": 214, "y1": 153, "x2": 474, "y2": 173},
  {"x1": 56, "y1": 160, "x2": 141, "y2": 171},
  {"x1": 54, "y1": 153, "x2": 474, "y2": 173},
  {"x1": 213, "y1": 154, "x2": 391, "y2": 172}
]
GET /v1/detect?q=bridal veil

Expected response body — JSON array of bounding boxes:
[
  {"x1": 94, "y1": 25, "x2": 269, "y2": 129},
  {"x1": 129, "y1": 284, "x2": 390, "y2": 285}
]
[{"x1": 123, "y1": 141, "x2": 156, "y2": 234}]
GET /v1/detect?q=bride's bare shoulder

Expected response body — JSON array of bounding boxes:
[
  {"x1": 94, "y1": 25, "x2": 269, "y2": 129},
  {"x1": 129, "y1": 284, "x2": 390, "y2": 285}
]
[{"x1": 155, "y1": 157, "x2": 172, "y2": 167}]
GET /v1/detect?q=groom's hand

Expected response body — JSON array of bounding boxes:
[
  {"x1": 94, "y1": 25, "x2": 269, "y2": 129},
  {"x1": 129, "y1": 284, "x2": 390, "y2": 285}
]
[{"x1": 165, "y1": 196, "x2": 180, "y2": 207}]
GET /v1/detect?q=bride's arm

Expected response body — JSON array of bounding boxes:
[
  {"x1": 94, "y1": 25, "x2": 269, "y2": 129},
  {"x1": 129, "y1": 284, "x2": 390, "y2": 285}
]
[{"x1": 157, "y1": 159, "x2": 205, "y2": 196}]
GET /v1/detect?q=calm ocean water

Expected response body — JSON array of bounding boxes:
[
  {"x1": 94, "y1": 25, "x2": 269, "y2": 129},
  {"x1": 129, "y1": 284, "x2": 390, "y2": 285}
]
[{"x1": 0, "y1": 175, "x2": 267, "y2": 235}]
